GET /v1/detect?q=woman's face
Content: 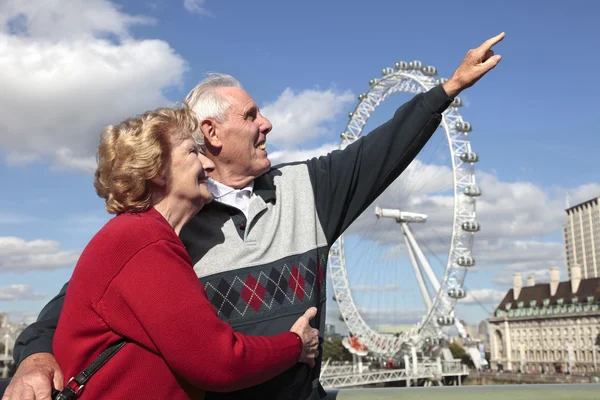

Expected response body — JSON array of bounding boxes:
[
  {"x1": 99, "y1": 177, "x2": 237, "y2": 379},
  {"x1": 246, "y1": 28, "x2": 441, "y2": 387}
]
[{"x1": 165, "y1": 136, "x2": 215, "y2": 212}]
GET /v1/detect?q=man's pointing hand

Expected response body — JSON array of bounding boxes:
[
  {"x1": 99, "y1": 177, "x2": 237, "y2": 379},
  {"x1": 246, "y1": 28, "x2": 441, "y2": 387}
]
[{"x1": 443, "y1": 32, "x2": 505, "y2": 98}]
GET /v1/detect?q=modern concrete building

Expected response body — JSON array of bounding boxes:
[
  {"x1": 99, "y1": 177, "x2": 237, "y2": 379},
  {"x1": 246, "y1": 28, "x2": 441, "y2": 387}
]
[
  {"x1": 564, "y1": 196, "x2": 600, "y2": 279},
  {"x1": 325, "y1": 323, "x2": 341, "y2": 339},
  {"x1": 489, "y1": 265, "x2": 600, "y2": 373}
]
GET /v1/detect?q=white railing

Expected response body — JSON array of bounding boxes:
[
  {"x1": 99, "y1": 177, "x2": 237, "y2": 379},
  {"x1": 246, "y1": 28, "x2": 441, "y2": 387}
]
[{"x1": 321, "y1": 361, "x2": 468, "y2": 389}]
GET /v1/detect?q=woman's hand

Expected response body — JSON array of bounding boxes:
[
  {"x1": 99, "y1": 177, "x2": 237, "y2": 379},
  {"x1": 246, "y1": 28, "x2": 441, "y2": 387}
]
[{"x1": 290, "y1": 307, "x2": 320, "y2": 368}]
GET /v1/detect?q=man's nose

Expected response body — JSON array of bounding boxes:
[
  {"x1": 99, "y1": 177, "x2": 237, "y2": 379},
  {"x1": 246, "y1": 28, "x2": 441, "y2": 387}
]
[{"x1": 259, "y1": 113, "x2": 272, "y2": 135}]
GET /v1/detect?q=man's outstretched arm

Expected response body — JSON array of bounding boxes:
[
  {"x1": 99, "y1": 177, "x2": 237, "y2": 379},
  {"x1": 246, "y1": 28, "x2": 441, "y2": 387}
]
[
  {"x1": 2, "y1": 282, "x2": 68, "y2": 400},
  {"x1": 306, "y1": 33, "x2": 505, "y2": 245}
]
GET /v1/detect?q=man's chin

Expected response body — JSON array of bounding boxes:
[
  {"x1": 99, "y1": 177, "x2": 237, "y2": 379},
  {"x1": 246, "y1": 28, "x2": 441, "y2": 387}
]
[{"x1": 256, "y1": 158, "x2": 271, "y2": 174}]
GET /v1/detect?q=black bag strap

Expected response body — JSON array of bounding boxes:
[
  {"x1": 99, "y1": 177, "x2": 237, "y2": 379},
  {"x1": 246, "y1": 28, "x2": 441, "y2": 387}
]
[{"x1": 54, "y1": 339, "x2": 127, "y2": 400}]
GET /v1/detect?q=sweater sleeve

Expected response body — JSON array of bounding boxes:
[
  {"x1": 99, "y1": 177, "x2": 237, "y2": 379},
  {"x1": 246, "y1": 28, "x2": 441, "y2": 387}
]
[
  {"x1": 13, "y1": 282, "x2": 69, "y2": 365},
  {"x1": 96, "y1": 239, "x2": 302, "y2": 392},
  {"x1": 306, "y1": 84, "x2": 453, "y2": 245}
]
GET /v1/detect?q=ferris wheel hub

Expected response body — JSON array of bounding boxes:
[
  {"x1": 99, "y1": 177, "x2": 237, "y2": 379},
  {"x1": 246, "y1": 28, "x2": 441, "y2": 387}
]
[{"x1": 375, "y1": 207, "x2": 428, "y2": 223}]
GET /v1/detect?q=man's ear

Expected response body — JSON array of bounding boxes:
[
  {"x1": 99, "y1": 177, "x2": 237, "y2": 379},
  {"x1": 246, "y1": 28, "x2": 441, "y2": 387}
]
[{"x1": 201, "y1": 119, "x2": 222, "y2": 149}]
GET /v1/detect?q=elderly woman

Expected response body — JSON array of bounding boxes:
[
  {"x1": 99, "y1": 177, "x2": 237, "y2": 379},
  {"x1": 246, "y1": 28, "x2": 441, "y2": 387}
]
[{"x1": 50, "y1": 106, "x2": 319, "y2": 399}]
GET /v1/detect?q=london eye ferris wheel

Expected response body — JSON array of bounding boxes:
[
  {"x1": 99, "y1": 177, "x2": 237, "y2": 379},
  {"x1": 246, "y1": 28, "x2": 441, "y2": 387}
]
[{"x1": 329, "y1": 60, "x2": 481, "y2": 358}]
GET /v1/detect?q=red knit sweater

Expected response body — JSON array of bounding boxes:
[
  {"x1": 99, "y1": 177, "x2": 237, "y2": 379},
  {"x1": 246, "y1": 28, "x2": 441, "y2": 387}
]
[{"x1": 53, "y1": 207, "x2": 302, "y2": 399}]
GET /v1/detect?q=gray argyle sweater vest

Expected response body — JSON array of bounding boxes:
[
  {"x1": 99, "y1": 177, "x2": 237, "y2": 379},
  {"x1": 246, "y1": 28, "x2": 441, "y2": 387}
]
[{"x1": 181, "y1": 163, "x2": 329, "y2": 400}]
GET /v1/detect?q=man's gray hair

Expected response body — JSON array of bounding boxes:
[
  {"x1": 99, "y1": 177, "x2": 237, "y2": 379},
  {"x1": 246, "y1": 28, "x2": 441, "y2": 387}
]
[
  {"x1": 184, "y1": 73, "x2": 243, "y2": 146},
  {"x1": 185, "y1": 72, "x2": 243, "y2": 123}
]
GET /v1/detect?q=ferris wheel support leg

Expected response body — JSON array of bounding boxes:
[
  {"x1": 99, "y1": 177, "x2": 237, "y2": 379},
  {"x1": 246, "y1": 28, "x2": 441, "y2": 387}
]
[
  {"x1": 402, "y1": 223, "x2": 441, "y2": 292},
  {"x1": 411, "y1": 345, "x2": 418, "y2": 375},
  {"x1": 402, "y1": 224, "x2": 433, "y2": 311},
  {"x1": 404, "y1": 354, "x2": 411, "y2": 387},
  {"x1": 453, "y1": 314, "x2": 468, "y2": 339}
]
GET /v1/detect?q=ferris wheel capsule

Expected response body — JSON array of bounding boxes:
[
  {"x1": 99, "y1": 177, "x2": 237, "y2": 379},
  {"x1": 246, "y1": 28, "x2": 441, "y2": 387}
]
[
  {"x1": 435, "y1": 77, "x2": 448, "y2": 85},
  {"x1": 448, "y1": 288, "x2": 467, "y2": 299},
  {"x1": 408, "y1": 60, "x2": 423, "y2": 70},
  {"x1": 369, "y1": 79, "x2": 377, "y2": 86},
  {"x1": 451, "y1": 97, "x2": 463, "y2": 107},
  {"x1": 459, "y1": 152, "x2": 479, "y2": 163},
  {"x1": 358, "y1": 93, "x2": 367, "y2": 100},
  {"x1": 394, "y1": 61, "x2": 408, "y2": 70},
  {"x1": 422, "y1": 66, "x2": 437, "y2": 76},
  {"x1": 437, "y1": 315, "x2": 455, "y2": 326},
  {"x1": 348, "y1": 112, "x2": 354, "y2": 118},
  {"x1": 456, "y1": 255, "x2": 475, "y2": 267},
  {"x1": 455, "y1": 121, "x2": 472, "y2": 132},
  {"x1": 461, "y1": 220, "x2": 480, "y2": 232},
  {"x1": 381, "y1": 67, "x2": 394, "y2": 76},
  {"x1": 463, "y1": 185, "x2": 481, "y2": 197}
]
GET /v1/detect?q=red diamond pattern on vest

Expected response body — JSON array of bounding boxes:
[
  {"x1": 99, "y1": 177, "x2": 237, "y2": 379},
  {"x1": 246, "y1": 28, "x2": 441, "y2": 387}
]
[
  {"x1": 317, "y1": 260, "x2": 325, "y2": 290},
  {"x1": 203, "y1": 254, "x2": 328, "y2": 321},
  {"x1": 240, "y1": 274, "x2": 266, "y2": 312},
  {"x1": 290, "y1": 264, "x2": 305, "y2": 301}
]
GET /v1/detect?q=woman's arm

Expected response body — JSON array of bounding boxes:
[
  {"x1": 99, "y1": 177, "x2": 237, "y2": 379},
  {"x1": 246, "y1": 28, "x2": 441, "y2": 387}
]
[{"x1": 96, "y1": 239, "x2": 306, "y2": 392}]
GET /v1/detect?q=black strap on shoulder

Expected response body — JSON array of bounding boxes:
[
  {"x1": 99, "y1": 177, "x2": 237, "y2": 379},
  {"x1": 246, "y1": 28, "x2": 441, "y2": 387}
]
[{"x1": 54, "y1": 339, "x2": 127, "y2": 400}]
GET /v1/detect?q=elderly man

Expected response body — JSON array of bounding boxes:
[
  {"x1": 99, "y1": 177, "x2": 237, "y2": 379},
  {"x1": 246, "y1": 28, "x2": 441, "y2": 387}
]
[{"x1": 3, "y1": 33, "x2": 503, "y2": 400}]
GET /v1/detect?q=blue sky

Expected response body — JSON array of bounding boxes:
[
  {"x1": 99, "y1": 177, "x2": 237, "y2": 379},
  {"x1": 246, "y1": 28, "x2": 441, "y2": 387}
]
[{"x1": 1, "y1": 0, "x2": 599, "y2": 334}]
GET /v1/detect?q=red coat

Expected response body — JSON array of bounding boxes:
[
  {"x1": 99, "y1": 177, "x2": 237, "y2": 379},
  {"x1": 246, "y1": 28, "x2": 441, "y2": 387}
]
[{"x1": 53, "y1": 207, "x2": 302, "y2": 399}]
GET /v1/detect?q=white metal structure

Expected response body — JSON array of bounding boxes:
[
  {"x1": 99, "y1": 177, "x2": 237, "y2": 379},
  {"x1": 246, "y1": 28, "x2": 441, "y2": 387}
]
[
  {"x1": 320, "y1": 359, "x2": 467, "y2": 389},
  {"x1": 329, "y1": 60, "x2": 480, "y2": 357}
]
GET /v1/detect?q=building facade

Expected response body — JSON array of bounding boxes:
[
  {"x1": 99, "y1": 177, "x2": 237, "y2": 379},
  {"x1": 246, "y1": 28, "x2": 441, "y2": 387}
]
[
  {"x1": 564, "y1": 196, "x2": 600, "y2": 279},
  {"x1": 489, "y1": 266, "x2": 600, "y2": 373}
]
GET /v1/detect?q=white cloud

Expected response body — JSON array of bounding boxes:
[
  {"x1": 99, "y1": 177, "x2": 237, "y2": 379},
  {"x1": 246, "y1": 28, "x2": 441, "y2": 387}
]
[
  {"x1": 475, "y1": 239, "x2": 564, "y2": 272},
  {"x1": 0, "y1": 0, "x2": 187, "y2": 171},
  {"x1": 183, "y1": 0, "x2": 211, "y2": 15},
  {"x1": 0, "y1": 237, "x2": 80, "y2": 272},
  {"x1": 0, "y1": 284, "x2": 45, "y2": 301},
  {"x1": 269, "y1": 142, "x2": 339, "y2": 165},
  {"x1": 462, "y1": 288, "x2": 506, "y2": 305},
  {"x1": 493, "y1": 268, "x2": 554, "y2": 286},
  {"x1": 357, "y1": 307, "x2": 425, "y2": 326},
  {"x1": 262, "y1": 87, "x2": 355, "y2": 149},
  {"x1": 351, "y1": 284, "x2": 403, "y2": 292}
]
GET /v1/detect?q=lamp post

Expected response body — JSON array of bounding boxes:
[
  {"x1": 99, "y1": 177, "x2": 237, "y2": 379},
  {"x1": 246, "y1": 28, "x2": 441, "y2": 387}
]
[{"x1": 593, "y1": 343, "x2": 597, "y2": 373}]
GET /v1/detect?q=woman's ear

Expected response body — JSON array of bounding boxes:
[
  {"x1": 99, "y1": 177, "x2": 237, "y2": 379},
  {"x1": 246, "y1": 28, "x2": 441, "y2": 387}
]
[
  {"x1": 201, "y1": 119, "x2": 222, "y2": 149},
  {"x1": 151, "y1": 176, "x2": 166, "y2": 187}
]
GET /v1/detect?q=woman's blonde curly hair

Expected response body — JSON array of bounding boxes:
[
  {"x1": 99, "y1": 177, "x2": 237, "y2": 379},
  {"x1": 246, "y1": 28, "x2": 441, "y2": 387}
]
[{"x1": 94, "y1": 106, "x2": 201, "y2": 214}]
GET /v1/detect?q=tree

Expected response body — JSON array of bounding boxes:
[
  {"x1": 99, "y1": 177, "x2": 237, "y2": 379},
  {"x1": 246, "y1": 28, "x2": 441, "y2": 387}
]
[
  {"x1": 322, "y1": 338, "x2": 353, "y2": 362},
  {"x1": 449, "y1": 342, "x2": 467, "y2": 360}
]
